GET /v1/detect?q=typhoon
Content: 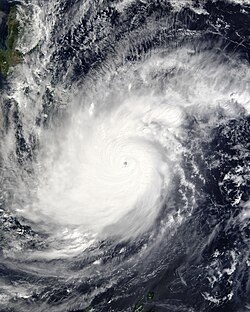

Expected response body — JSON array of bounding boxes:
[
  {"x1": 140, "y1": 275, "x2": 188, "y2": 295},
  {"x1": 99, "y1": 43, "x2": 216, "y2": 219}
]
[
  {"x1": 0, "y1": 1, "x2": 250, "y2": 312},
  {"x1": 30, "y1": 96, "x2": 173, "y2": 239}
]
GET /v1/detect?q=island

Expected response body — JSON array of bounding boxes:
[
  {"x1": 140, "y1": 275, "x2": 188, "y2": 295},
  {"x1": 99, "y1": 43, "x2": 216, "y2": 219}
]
[{"x1": 0, "y1": 4, "x2": 22, "y2": 78}]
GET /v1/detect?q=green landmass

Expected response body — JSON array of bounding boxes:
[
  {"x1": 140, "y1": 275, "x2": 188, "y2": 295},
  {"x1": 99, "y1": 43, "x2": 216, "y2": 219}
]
[
  {"x1": 133, "y1": 303, "x2": 144, "y2": 312},
  {"x1": 0, "y1": 5, "x2": 23, "y2": 77},
  {"x1": 147, "y1": 291, "x2": 154, "y2": 301}
]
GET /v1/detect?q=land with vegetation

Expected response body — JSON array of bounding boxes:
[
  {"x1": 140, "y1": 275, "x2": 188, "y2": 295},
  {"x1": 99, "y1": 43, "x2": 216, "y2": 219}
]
[{"x1": 0, "y1": 5, "x2": 22, "y2": 77}]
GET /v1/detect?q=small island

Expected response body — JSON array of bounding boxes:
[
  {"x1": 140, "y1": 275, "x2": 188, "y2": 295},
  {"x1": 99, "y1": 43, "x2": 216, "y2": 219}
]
[{"x1": 0, "y1": 4, "x2": 22, "y2": 77}]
